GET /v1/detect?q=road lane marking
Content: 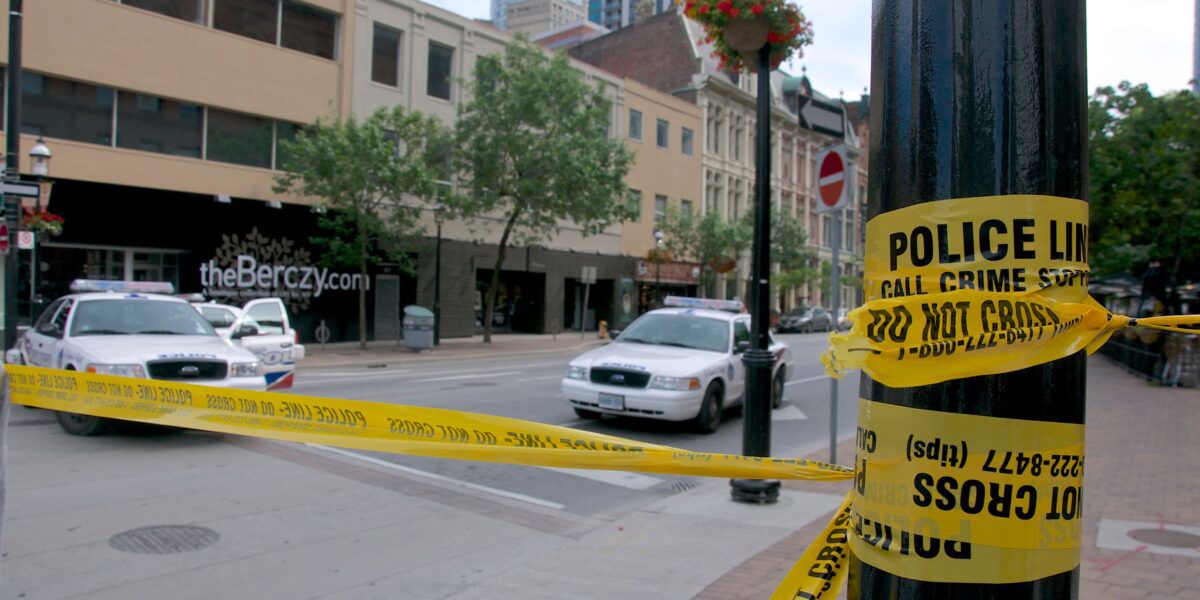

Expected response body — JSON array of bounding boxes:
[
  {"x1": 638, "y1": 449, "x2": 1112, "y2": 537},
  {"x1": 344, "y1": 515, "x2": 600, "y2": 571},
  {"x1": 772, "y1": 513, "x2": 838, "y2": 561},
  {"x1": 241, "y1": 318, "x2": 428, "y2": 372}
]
[
  {"x1": 543, "y1": 467, "x2": 662, "y2": 490},
  {"x1": 412, "y1": 371, "x2": 523, "y2": 383},
  {"x1": 771, "y1": 405, "x2": 808, "y2": 421},
  {"x1": 305, "y1": 444, "x2": 566, "y2": 510},
  {"x1": 519, "y1": 375, "x2": 565, "y2": 382},
  {"x1": 786, "y1": 374, "x2": 830, "y2": 386},
  {"x1": 305, "y1": 369, "x2": 414, "y2": 378}
]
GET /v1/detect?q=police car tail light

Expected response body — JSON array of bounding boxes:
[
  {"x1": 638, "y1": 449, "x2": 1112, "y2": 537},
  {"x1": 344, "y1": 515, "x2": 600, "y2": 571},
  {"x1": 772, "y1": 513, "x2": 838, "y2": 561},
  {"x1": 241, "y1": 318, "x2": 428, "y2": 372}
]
[
  {"x1": 565, "y1": 365, "x2": 588, "y2": 380},
  {"x1": 86, "y1": 363, "x2": 147, "y2": 378},
  {"x1": 231, "y1": 361, "x2": 264, "y2": 378},
  {"x1": 649, "y1": 375, "x2": 701, "y2": 390},
  {"x1": 69, "y1": 279, "x2": 176, "y2": 295}
]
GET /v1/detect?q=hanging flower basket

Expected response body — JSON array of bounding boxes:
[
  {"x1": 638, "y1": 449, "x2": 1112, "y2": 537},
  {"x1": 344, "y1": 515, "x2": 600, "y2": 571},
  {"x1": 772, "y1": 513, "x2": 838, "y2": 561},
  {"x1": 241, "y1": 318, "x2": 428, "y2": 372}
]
[
  {"x1": 647, "y1": 248, "x2": 674, "y2": 263},
  {"x1": 22, "y1": 208, "x2": 64, "y2": 237},
  {"x1": 681, "y1": 0, "x2": 813, "y2": 73},
  {"x1": 709, "y1": 256, "x2": 738, "y2": 273}
]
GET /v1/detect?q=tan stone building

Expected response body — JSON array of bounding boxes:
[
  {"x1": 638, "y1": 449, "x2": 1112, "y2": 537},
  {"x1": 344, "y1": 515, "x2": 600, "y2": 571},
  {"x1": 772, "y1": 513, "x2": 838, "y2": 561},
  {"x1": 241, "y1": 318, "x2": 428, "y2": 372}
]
[
  {"x1": 505, "y1": 0, "x2": 586, "y2": 37},
  {"x1": 619, "y1": 77, "x2": 703, "y2": 315}
]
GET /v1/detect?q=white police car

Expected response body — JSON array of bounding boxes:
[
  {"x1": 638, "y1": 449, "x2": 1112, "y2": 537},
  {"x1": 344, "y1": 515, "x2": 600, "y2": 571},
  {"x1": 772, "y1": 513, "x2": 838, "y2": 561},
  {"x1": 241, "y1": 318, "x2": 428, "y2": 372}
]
[
  {"x1": 561, "y1": 297, "x2": 792, "y2": 433},
  {"x1": 190, "y1": 297, "x2": 305, "y2": 390},
  {"x1": 5, "y1": 280, "x2": 270, "y2": 436}
]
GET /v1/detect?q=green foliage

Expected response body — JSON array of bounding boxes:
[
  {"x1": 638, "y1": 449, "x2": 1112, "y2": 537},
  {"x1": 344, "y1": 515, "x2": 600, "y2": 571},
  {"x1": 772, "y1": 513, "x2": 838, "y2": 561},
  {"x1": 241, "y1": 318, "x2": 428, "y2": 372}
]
[
  {"x1": 453, "y1": 36, "x2": 635, "y2": 340},
  {"x1": 659, "y1": 208, "x2": 751, "y2": 293},
  {"x1": 1089, "y1": 83, "x2": 1200, "y2": 281},
  {"x1": 274, "y1": 106, "x2": 448, "y2": 274}
]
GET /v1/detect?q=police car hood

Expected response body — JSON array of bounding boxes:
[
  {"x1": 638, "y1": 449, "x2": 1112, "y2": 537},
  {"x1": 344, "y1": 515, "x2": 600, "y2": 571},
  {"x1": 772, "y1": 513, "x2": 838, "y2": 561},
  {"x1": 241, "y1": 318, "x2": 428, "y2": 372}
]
[
  {"x1": 68, "y1": 335, "x2": 253, "y2": 364},
  {"x1": 574, "y1": 341, "x2": 725, "y2": 375}
]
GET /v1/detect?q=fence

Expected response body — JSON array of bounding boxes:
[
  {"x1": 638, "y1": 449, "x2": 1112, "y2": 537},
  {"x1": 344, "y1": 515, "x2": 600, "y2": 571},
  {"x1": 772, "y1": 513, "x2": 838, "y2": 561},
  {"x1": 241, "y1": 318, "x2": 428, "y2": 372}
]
[{"x1": 1098, "y1": 330, "x2": 1199, "y2": 387}]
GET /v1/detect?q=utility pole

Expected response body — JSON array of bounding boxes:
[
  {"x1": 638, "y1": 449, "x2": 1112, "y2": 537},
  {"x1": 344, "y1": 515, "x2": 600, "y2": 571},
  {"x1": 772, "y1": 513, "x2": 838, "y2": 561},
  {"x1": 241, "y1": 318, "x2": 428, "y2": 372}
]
[
  {"x1": 851, "y1": 1, "x2": 1086, "y2": 596},
  {"x1": 4, "y1": 0, "x2": 22, "y2": 351}
]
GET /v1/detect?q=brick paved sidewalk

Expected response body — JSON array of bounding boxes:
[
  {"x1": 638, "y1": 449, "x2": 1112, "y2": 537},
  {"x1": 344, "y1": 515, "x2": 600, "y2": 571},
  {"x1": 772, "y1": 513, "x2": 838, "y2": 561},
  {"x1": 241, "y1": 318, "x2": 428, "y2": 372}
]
[{"x1": 697, "y1": 356, "x2": 1200, "y2": 599}]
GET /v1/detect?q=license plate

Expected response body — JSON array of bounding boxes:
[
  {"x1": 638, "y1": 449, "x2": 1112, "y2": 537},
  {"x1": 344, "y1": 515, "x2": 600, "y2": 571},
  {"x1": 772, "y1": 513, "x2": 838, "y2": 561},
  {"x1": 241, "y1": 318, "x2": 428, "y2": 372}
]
[{"x1": 598, "y1": 392, "x2": 625, "y2": 410}]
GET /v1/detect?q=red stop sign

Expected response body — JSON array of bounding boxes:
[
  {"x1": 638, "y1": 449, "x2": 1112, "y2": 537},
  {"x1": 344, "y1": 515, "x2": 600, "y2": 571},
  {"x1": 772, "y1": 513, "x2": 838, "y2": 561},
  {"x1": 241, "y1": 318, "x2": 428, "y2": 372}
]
[
  {"x1": 0, "y1": 223, "x2": 8, "y2": 255},
  {"x1": 818, "y1": 149, "x2": 846, "y2": 209}
]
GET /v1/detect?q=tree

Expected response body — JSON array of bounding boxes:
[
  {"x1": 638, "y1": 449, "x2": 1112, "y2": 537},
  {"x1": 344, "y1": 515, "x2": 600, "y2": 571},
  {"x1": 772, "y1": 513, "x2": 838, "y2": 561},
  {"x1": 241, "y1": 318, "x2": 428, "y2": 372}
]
[
  {"x1": 768, "y1": 206, "x2": 818, "y2": 310},
  {"x1": 1089, "y1": 82, "x2": 1200, "y2": 309},
  {"x1": 274, "y1": 107, "x2": 447, "y2": 348},
  {"x1": 659, "y1": 208, "x2": 751, "y2": 297},
  {"x1": 453, "y1": 37, "x2": 634, "y2": 342}
]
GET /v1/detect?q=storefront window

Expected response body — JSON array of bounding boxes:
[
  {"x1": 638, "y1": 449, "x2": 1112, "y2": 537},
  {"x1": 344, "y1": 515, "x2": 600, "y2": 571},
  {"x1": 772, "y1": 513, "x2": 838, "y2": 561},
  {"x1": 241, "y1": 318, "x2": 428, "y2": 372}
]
[
  {"x1": 207, "y1": 109, "x2": 273, "y2": 168},
  {"x1": 22, "y1": 73, "x2": 114, "y2": 145},
  {"x1": 116, "y1": 91, "x2": 202, "y2": 158}
]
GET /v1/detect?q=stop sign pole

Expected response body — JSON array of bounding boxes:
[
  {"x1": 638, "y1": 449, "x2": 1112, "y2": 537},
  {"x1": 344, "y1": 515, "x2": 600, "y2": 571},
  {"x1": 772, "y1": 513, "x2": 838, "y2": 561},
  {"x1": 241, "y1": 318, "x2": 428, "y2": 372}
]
[{"x1": 815, "y1": 145, "x2": 849, "y2": 464}]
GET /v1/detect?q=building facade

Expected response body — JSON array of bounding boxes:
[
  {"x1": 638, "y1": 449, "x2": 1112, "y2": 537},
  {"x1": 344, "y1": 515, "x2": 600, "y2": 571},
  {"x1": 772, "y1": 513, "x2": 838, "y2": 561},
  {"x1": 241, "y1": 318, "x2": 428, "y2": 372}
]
[{"x1": 506, "y1": 0, "x2": 586, "y2": 37}]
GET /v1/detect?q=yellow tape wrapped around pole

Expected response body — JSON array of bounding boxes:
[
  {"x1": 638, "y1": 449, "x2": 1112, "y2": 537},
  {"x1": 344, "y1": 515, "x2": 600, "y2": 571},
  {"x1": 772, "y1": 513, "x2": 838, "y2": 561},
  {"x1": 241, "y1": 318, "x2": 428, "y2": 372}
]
[{"x1": 8, "y1": 365, "x2": 853, "y2": 482}]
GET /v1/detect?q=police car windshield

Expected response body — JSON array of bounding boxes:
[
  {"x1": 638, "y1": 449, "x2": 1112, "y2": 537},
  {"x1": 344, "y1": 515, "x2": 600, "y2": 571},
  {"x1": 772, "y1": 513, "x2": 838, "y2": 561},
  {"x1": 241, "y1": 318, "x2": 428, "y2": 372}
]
[
  {"x1": 619, "y1": 314, "x2": 729, "y2": 353},
  {"x1": 70, "y1": 299, "x2": 218, "y2": 337}
]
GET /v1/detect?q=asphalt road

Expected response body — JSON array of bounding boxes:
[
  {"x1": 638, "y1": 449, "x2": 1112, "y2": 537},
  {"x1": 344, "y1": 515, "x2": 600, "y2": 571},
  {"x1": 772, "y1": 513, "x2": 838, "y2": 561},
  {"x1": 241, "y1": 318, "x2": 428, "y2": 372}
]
[{"x1": 288, "y1": 332, "x2": 859, "y2": 518}]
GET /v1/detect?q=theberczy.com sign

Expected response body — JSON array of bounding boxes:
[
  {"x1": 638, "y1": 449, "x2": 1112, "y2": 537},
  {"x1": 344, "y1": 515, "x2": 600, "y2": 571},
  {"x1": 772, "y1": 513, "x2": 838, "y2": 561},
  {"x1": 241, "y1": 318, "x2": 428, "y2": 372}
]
[{"x1": 200, "y1": 228, "x2": 368, "y2": 311}]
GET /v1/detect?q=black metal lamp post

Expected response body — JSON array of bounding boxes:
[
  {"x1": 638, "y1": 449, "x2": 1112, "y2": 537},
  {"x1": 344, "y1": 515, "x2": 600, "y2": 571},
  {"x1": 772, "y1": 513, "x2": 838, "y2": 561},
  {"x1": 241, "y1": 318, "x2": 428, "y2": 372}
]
[
  {"x1": 653, "y1": 229, "x2": 663, "y2": 305},
  {"x1": 433, "y1": 203, "x2": 445, "y2": 346},
  {"x1": 730, "y1": 42, "x2": 780, "y2": 504},
  {"x1": 27, "y1": 137, "x2": 50, "y2": 320},
  {"x1": 3, "y1": 0, "x2": 24, "y2": 351}
]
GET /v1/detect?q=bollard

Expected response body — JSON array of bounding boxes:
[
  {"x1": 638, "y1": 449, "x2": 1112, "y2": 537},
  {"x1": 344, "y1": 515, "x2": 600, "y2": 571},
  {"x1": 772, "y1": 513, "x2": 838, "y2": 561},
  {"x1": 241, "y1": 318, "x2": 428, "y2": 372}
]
[
  {"x1": 851, "y1": 1, "x2": 1086, "y2": 596},
  {"x1": 598, "y1": 320, "x2": 608, "y2": 339}
]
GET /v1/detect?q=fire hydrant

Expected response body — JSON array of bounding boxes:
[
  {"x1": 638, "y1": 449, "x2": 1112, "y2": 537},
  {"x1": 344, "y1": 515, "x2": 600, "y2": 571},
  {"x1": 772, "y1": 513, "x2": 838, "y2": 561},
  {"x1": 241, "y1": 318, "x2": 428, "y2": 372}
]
[{"x1": 599, "y1": 320, "x2": 608, "y2": 339}]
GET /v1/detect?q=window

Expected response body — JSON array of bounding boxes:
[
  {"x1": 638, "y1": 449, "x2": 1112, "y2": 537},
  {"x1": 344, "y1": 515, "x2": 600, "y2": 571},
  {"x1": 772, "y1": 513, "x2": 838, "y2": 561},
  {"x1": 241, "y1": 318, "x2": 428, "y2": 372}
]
[
  {"x1": 274, "y1": 121, "x2": 303, "y2": 169},
  {"x1": 822, "y1": 214, "x2": 832, "y2": 248},
  {"x1": 372, "y1": 24, "x2": 402, "y2": 87},
  {"x1": 246, "y1": 301, "x2": 286, "y2": 335},
  {"x1": 654, "y1": 195, "x2": 667, "y2": 225},
  {"x1": 628, "y1": 109, "x2": 643, "y2": 141},
  {"x1": 120, "y1": 0, "x2": 205, "y2": 23},
  {"x1": 681, "y1": 127, "x2": 694, "y2": 155},
  {"x1": 282, "y1": 1, "x2": 337, "y2": 60},
  {"x1": 681, "y1": 199, "x2": 693, "y2": 219},
  {"x1": 733, "y1": 319, "x2": 750, "y2": 350},
  {"x1": 213, "y1": 0, "x2": 277, "y2": 44},
  {"x1": 116, "y1": 91, "x2": 202, "y2": 158},
  {"x1": 207, "y1": 108, "x2": 273, "y2": 168},
  {"x1": 627, "y1": 189, "x2": 642, "y2": 222},
  {"x1": 22, "y1": 73, "x2": 114, "y2": 145},
  {"x1": 427, "y1": 42, "x2": 454, "y2": 100},
  {"x1": 733, "y1": 119, "x2": 742, "y2": 161},
  {"x1": 213, "y1": 0, "x2": 337, "y2": 60},
  {"x1": 656, "y1": 118, "x2": 668, "y2": 149}
]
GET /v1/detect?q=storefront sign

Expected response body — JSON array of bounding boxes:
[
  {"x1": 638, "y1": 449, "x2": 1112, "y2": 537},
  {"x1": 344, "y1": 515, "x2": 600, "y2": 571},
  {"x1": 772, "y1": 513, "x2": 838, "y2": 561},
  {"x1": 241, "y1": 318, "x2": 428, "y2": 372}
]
[
  {"x1": 635, "y1": 260, "x2": 701, "y2": 283},
  {"x1": 200, "y1": 227, "x2": 368, "y2": 311}
]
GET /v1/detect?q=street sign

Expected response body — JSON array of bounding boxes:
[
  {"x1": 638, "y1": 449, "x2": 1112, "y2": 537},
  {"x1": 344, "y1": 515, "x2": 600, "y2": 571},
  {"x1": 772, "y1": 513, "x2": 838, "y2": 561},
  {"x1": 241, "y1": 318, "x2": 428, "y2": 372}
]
[
  {"x1": 797, "y1": 95, "x2": 846, "y2": 138},
  {"x1": 815, "y1": 145, "x2": 849, "y2": 212},
  {"x1": 17, "y1": 230, "x2": 33, "y2": 250},
  {"x1": 581, "y1": 265, "x2": 597, "y2": 285},
  {"x1": 0, "y1": 223, "x2": 8, "y2": 255},
  {"x1": 0, "y1": 181, "x2": 40, "y2": 197}
]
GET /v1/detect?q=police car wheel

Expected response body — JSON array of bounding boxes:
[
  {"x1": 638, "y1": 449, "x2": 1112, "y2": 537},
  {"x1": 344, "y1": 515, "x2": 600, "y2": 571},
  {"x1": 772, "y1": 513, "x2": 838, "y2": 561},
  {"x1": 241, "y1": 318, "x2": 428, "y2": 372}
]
[
  {"x1": 574, "y1": 407, "x2": 601, "y2": 419},
  {"x1": 772, "y1": 371, "x2": 785, "y2": 409},
  {"x1": 694, "y1": 383, "x2": 723, "y2": 434},
  {"x1": 54, "y1": 411, "x2": 111, "y2": 436}
]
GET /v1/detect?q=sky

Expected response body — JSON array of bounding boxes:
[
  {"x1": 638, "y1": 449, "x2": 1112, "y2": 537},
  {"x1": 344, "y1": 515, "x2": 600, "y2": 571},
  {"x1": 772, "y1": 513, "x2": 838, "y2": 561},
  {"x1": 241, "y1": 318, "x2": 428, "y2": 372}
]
[{"x1": 424, "y1": 0, "x2": 1196, "y2": 99}]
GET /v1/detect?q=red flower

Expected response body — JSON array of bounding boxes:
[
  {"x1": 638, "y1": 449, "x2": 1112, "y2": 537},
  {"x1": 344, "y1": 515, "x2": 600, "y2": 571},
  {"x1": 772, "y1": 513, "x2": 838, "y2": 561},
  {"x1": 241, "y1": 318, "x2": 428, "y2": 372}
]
[
  {"x1": 751, "y1": 4, "x2": 764, "y2": 15},
  {"x1": 699, "y1": 4, "x2": 709, "y2": 13},
  {"x1": 767, "y1": 31, "x2": 785, "y2": 43},
  {"x1": 717, "y1": 1, "x2": 732, "y2": 14},
  {"x1": 729, "y1": 7, "x2": 740, "y2": 16}
]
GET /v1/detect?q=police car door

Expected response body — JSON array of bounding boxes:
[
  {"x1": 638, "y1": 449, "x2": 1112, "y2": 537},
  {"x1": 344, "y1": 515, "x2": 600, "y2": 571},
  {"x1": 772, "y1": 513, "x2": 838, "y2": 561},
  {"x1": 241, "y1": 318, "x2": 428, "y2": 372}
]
[
  {"x1": 23, "y1": 298, "x2": 69, "y2": 367},
  {"x1": 230, "y1": 298, "x2": 297, "y2": 390},
  {"x1": 731, "y1": 318, "x2": 751, "y2": 403}
]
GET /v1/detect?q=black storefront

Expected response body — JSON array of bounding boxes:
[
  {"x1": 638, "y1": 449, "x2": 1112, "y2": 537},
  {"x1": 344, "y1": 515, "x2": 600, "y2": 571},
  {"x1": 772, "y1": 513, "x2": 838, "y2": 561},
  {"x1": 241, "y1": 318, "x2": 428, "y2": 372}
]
[{"x1": 35, "y1": 179, "x2": 415, "y2": 343}]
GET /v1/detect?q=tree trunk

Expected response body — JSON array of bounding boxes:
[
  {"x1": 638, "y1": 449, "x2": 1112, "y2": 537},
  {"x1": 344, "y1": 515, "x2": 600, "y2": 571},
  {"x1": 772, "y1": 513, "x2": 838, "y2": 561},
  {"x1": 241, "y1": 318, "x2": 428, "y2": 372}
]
[
  {"x1": 358, "y1": 234, "x2": 368, "y2": 350},
  {"x1": 483, "y1": 206, "x2": 522, "y2": 344}
]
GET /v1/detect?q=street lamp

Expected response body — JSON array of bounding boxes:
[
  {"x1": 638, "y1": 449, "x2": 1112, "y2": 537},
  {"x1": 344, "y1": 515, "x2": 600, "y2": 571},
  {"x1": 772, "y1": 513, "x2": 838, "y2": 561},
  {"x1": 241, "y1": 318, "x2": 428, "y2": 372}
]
[
  {"x1": 28, "y1": 137, "x2": 51, "y2": 322},
  {"x1": 433, "y1": 203, "x2": 446, "y2": 346},
  {"x1": 653, "y1": 229, "x2": 664, "y2": 305}
]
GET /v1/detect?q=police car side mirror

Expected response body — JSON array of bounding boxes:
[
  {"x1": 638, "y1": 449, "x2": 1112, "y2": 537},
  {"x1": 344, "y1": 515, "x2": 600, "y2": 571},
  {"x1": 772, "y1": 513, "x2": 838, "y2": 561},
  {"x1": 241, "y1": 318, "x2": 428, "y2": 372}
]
[
  {"x1": 36, "y1": 322, "x2": 61, "y2": 337},
  {"x1": 734, "y1": 340, "x2": 751, "y2": 354},
  {"x1": 234, "y1": 323, "x2": 259, "y2": 339}
]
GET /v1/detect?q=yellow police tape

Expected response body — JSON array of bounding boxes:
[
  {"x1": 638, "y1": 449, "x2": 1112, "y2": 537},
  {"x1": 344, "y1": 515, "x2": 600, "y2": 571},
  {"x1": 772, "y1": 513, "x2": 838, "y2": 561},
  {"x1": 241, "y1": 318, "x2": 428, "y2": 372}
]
[
  {"x1": 851, "y1": 399, "x2": 1082, "y2": 582},
  {"x1": 7, "y1": 365, "x2": 852, "y2": 482},
  {"x1": 822, "y1": 195, "x2": 1200, "y2": 387}
]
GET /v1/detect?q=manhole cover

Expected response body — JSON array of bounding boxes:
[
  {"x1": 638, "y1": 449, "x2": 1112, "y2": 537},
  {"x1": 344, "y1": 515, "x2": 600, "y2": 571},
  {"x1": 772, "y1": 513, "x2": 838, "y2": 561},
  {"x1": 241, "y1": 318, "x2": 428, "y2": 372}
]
[
  {"x1": 1128, "y1": 528, "x2": 1200, "y2": 549},
  {"x1": 109, "y1": 525, "x2": 219, "y2": 554}
]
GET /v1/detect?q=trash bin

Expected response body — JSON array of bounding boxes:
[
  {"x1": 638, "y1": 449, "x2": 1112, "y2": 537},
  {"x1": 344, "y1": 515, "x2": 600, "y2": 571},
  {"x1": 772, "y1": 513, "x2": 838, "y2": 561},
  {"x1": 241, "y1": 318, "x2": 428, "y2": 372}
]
[{"x1": 402, "y1": 305, "x2": 435, "y2": 350}]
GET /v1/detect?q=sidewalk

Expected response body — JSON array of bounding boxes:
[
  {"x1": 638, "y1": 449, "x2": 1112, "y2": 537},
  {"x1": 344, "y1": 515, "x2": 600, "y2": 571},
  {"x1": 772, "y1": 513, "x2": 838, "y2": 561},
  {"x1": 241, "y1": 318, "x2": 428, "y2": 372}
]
[
  {"x1": 1, "y1": 356, "x2": 1196, "y2": 599},
  {"x1": 298, "y1": 332, "x2": 609, "y2": 369}
]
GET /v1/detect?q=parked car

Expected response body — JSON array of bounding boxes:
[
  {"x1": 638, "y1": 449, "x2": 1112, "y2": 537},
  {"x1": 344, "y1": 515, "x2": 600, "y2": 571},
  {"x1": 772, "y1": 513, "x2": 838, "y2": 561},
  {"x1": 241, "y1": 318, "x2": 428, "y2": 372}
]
[
  {"x1": 836, "y1": 308, "x2": 852, "y2": 331},
  {"x1": 190, "y1": 298, "x2": 305, "y2": 390},
  {"x1": 561, "y1": 296, "x2": 792, "y2": 433},
  {"x1": 5, "y1": 280, "x2": 269, "y2": 436},
  {"x1": 777, "y1": 307, "x2": 834, "y2": 333}
]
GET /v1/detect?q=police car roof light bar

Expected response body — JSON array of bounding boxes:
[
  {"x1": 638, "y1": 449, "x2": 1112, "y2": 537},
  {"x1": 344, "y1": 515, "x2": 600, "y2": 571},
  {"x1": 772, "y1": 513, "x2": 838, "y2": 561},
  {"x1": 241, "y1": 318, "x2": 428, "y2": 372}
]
[
  {"x1": 663, "y1": 296, "x2": 745, "y2": 313},
  {"x1": 69, "y1": 279, "x2": 176, "y2": 295}
]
